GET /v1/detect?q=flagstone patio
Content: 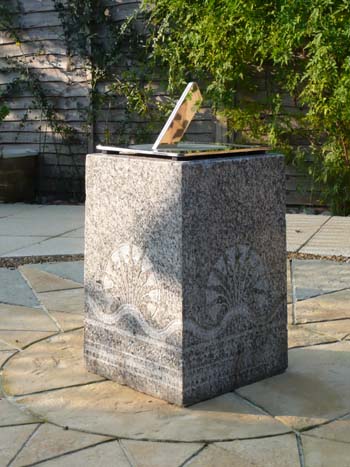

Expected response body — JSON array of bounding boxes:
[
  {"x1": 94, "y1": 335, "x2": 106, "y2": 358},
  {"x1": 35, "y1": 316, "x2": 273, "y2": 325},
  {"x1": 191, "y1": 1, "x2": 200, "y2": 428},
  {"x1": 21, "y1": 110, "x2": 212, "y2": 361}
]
[
  {"x1": 0, "y1": 204, "x2": 350, "y2": 465},
  {"x1": 0, "y1": 256, "x2": 349, "y2": 466},
  {"x1": 1, "y1": 203, "x2": 350, "y2": 259}
]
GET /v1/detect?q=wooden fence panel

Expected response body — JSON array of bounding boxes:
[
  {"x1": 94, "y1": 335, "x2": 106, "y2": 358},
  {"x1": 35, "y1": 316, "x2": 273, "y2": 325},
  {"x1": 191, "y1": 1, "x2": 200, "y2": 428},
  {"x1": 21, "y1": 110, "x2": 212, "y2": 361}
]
[{"x1": 0, "y1": 0, "x2": 318, "y2": 204}]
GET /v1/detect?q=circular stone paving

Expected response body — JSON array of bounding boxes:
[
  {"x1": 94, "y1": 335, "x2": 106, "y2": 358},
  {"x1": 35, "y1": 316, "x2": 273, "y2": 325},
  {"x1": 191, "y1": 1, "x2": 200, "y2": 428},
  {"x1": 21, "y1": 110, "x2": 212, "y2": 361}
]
[
  {"x1": 2, "y1": 329, "x2": 290, "y2": 442},
  {"x1": 3, "y1": 327, "x2": 350, "y2": 445},
  {"x1": 2, "y1": 259, "x2": 350, "y2": 465}
]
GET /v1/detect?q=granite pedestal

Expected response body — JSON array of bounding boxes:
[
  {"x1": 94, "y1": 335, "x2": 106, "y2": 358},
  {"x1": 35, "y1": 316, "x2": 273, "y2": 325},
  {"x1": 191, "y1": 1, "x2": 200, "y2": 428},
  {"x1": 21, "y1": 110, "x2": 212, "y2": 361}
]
[{"x1": 84, "y1": 152, "x2": 287, "y2": 406}]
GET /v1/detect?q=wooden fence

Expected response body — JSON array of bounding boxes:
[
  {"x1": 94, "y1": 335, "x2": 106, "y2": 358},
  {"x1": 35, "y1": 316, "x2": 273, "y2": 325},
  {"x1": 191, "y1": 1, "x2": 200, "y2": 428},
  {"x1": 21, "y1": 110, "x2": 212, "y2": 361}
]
[{"x1": 0, "y1": 0, "x2": 320, "y2": 205}]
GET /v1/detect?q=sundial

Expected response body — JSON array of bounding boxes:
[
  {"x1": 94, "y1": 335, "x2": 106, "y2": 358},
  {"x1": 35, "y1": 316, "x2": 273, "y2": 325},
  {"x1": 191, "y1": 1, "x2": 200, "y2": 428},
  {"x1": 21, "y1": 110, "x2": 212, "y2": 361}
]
[
  {"x1": 86, "y1": 82, "x2": 286, "y2": 405},
  {"x1": 97, "y1": 82, "x2": 269, "y2": 160}
]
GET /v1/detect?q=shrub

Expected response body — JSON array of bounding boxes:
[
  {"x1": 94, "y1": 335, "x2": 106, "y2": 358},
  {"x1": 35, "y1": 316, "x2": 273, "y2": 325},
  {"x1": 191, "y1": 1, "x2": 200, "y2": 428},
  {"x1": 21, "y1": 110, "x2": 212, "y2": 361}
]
[{"x1": 143, "y1": 0, "x2": 350, "y2": 214}]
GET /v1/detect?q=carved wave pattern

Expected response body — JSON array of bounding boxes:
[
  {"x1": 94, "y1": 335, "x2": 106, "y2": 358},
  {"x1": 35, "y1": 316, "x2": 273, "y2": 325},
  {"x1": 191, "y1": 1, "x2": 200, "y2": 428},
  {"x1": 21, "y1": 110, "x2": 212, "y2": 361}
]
[
  {"x1": 90, "y1": 244, "x2": 271, "y2": 341},
  {"x1": 90, "y1": 244, "x2": 159, "y2": 321}
]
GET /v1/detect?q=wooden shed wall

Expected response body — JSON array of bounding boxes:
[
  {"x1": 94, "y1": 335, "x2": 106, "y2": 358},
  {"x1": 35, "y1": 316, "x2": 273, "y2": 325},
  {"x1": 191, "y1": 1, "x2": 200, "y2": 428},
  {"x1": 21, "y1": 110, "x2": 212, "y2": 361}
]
[
  {"x1": 0, "y1": 0, "x2": 318, "y2": 205},
  {"x1": 0, "y1": 0, "x2": 89, "y2": 200}
]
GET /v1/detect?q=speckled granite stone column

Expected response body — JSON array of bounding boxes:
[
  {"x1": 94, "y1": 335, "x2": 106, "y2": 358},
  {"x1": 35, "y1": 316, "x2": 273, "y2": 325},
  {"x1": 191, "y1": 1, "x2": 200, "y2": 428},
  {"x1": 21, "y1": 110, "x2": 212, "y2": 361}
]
[{"x1": 84, "y1": 152, "x2": 287, "y2": 406}]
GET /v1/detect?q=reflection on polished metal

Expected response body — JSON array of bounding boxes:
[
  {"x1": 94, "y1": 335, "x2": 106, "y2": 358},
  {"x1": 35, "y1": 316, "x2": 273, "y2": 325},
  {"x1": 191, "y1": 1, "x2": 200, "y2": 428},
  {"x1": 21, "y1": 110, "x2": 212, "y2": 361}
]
[
  {"x1": 96, "y1": 82, "x2": 270, "y2": 159},
  {"x1": 152, "y1": 81, "x2": 203, "y2": 149}
]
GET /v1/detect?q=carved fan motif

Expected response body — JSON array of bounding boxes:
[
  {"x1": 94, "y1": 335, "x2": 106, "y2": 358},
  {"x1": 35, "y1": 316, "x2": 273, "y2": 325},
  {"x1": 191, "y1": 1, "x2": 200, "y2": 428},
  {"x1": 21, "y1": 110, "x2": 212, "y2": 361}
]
[
  {"x1": 92, "y1": 244, "x2": 161, "y2": 325},
  {"x1": 205, "y1": 245, "x2": 271, "y2": 328}
]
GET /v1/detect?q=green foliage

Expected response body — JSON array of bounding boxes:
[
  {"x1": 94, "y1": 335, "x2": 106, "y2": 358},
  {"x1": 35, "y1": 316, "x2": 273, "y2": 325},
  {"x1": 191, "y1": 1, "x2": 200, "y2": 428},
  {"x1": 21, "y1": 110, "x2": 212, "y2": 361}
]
[
  {"x1": 0, "y1": 104, "x2": 9, "y2": 122},
  {"x1": 143, "y1": 0, "x2": 350, "y2": 214},
  {"x1": 54, "y1": 0, "x2": 170, "y2": 144},
  {"x1": 4, "y1": 0, "x2": 349, "y2": 210},
  {"x1": 0, "y1": 2, "x2": 19, "y2": 41},
  {"x1": 0, "y1": 0, "x2": 161, "y2": 199}
]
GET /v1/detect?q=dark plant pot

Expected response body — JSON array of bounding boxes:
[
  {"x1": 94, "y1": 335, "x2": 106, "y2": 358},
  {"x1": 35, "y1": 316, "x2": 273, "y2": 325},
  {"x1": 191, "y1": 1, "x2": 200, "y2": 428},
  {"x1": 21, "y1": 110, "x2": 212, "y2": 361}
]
[{"x1": 0, "y1": 148, "x2": 39, "y2": 202}]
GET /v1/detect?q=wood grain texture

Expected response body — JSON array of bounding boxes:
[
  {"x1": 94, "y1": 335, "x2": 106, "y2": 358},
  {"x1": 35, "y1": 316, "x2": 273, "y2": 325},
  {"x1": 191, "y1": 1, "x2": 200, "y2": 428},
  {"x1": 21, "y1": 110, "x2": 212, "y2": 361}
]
[{"x1": 0, "y1": 0, "x2": 317, "y2": 203}]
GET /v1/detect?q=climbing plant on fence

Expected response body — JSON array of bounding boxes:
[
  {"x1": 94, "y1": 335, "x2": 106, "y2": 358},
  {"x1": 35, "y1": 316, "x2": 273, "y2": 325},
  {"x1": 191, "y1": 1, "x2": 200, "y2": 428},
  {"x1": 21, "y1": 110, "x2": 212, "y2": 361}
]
[
  {"x1": 54, "y1": 0, "x2": 172, "y2": 145},
  {"x1": 0, "y1": 3, "x2": 16, "y2": 123},
  {"x1": 143, "y1": 0, "x2": 350, "y2": 214},
  {"x1": 0, "y1": 0, "x2": 170, "y2": 200},
  {"x1": 2, "y1": 0, "x2": 350, "y2": 211}
]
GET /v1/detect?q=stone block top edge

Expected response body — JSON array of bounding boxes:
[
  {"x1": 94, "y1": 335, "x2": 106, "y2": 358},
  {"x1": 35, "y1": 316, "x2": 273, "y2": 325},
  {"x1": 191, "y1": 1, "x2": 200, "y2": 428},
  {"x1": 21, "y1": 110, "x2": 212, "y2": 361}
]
[{"x1": 86, "y1": 152, "x2": 284, "y2": 165}]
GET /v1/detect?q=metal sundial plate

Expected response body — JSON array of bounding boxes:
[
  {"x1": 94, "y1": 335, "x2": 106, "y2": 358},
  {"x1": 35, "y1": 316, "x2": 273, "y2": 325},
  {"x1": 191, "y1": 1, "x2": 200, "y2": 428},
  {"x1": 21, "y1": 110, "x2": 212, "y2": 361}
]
[{"x1": 152, "y1": 82, "x2": 203, "y2": 149}]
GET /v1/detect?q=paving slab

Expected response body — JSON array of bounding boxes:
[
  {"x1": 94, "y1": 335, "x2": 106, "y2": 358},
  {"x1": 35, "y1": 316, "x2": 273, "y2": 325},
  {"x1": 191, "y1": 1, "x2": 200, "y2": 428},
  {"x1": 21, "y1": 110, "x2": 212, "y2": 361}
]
[
  {"x1": 36, "y1": 440, "x2": 130, "y2": 467},
  {"x1": 288, "y1": 324, "x2": 337, "y2": 349},
  {"x1": 49, "y1": 311, "x2": 84, "y2": 331},
  {"x1": 300, "y1": 319, "x2": 350, "y2": 341},
  {"x1": 2, "y1": 330, "x2": 104, "y2": 396},
  {"x1": 0, "y1": 339, "x2": 17, "y2": 351},
  {"x1": 305, "y1": 414, "x2": 350, "y2": 443},
  {"x1": 19, "y1": 266, "x2": 83, "y2": 293},
  {"x1": 188, "y1": 434, "x2": 300, "y2": 467},
  {"x1": 29, "y1": 205, "x2": 84, "y2": 218},
  {"x1": 301, "y1": 434, "x2": 350, "y2": 467},
  {"x1": 184, "y1": 444, "x2": 236, "y2": 466},
  {"x1": 0, "y1": 215, "x2": 83, "y2": 238},
  {"x1": 38, "y1": 288, "x2": 84, "y2": 314},
  {"x1": 0, "y1": 350, "x2": 16, "y2": 368},
  {"x1": 0, "y1": 424, "x2": 39, "y2": 466},
  {"x1": 62, "y1": 227, "x2": 84, "y2": 238},
  {"x1": 301, "y1": 216, "x2": 350, "y2": 257},
  {"x1": 26, "y1": 261, "x2": 84, "y2": 285},
  {"x1": 0, "y1": 303, "x2": 58, "y2": 332},
  {"x1": 5, "y1": 237, "x2": 84, "y2": 257},
  {"x1": 286, "y1": 214, "x2": 330, "y2": 252},
  {"x1": 0, "y1": 218, "x2": 350, "y2": 463},
  {"x1": 12, "y1": 423, "x2": 111, "y2": 467},
  {"x1": 0, "y1": 205, "x2": 84, "y2": 257},
  {"x1": 0, "y1": 236, "x2": 48, "y2": 256},
  {"x1": 0, "y1": 268, "x2": 39, "y2": 307},
  {"x1": 237, "y1": 341, "x2": 350, "y2": 430},
  {"x1": 121, "y1": 440, "x2": 203, "y2": 467},
  {"x1": 0, "y1": 330, "x2": 57, "y2": 350},
  {"x1": 293, "y1": 259, "x2": 350, "y2": 300},
  {"x1": 1, "y1": 210, "x2": 348, "y2": 258},
  {"x1": 13, "y1": 382, "x2": 289, "y2": 441},
  {"x1": 0, "y1": 395, "x2": 40, "y2": 426},
  {"x1": 0, "y1": 203, "x2": 43, "y2": 218},
  {"x1": 294, "y1": 289, "x2": 350, "y2": 323},
  {"x1": 0, "y1": 204, "x2": 84, "y2": 221}
]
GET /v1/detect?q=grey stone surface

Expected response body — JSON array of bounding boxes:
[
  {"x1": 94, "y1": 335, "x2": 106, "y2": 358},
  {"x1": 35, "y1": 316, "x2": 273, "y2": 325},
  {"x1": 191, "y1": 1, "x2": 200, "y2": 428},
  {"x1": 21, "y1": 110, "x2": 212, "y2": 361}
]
[
  {"x1": 301, "y1": 434, "x2": 350, "y2": 466},
  {"x1": 237, "y1": 341, "x2": 350, "y2": 430},
  {"x1": 293, "y1": 259, "x2": 350, "y2": 301},
  {"x1": 286, "y1": 214, "x2": 330, "y2": 253},
  {"x1": 3, "y1": 330, "x2": 104, "y2": 396},
  {"x1": 192, "y1": 435, "x2": 300, "y2": 467},
  {"x1": 0, "y1": 268, "x2": 39, "y2": 307},
  {"x1": 300, "y1": 215, "x2": 350, "y2": 256},
  {"x1": 36, "y1": 441, "x2": 131, "y2": 467},
  {"x1": 5, "y1": 237, "x2": 84, "y2": 257},
  {"x1": 84, "y1": 153, "x2": 287, "y2": 405},
  {"x1": 0, "y1": 236, "x2": 48, "y2": 256},
  {"x1": 0, "y1": 213, "x2": 83, "y2": 237},
  {"x1": 19, "y1": 266, "x2": 82, "y2": 293},
  {"x1": 0, "y1": 205, "x2": 85, "y2": 258},
  {"x1": 26, "y1": 261, "x2": 84, "y2": 285},
  {"x1": 0, "y1": 203, "x2": 43, "y2": 219},
  {"x1": 11, "y1": 423, "x2": 111, "y2": 467},
  {"x1": 0, "y1": 350, "x2": 16, "y2": 368},
  {"x1": 0, "y1": 424, "x2": 39, "y2": 465},
  {"x1": 14, "y1": 384, "x2": 289, "y2": 441},
  {"x1": 0, "y1": 393, "x2": 40, "y2": 426}
]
